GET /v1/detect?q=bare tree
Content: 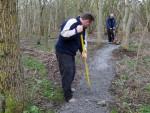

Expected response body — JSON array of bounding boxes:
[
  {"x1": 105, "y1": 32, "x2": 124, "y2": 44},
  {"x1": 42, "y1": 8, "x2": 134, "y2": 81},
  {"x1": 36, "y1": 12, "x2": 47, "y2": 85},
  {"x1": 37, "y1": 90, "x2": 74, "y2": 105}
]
[
  {"x1": 96, "y1": 0, "x2": 103, "y2": 45},
  {"x1": 37, "y1": 0, "x2": 47, "y2": 45},
  {"x1": 121, "y1": 0, "x2": 136, "y2": 49}
]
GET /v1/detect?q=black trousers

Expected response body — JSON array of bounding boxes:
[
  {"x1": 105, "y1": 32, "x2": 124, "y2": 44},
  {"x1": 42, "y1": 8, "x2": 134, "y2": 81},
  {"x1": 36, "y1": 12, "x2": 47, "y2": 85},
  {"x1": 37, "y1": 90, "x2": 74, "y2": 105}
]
[
  {"x1": 107, "y1": 29, "x2": 115, "y2": 42},
  {"x1": 56, "y1": 51, "x2": 75, "y2": 102}
]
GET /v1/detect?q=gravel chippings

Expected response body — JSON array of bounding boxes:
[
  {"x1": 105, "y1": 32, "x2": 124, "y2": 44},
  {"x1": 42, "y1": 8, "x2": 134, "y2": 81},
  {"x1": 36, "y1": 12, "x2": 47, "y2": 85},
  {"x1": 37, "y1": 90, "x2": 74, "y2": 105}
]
[{"x1": 58, "y1": 44, "x2": 119, "y2": 113}]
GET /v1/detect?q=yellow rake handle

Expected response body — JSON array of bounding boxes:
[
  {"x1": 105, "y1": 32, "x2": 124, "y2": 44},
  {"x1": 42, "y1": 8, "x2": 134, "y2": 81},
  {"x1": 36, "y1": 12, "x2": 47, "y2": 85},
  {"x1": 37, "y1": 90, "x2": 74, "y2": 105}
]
[{"x1": 80, "y1": 34, "x2": 91, "y2": 88}]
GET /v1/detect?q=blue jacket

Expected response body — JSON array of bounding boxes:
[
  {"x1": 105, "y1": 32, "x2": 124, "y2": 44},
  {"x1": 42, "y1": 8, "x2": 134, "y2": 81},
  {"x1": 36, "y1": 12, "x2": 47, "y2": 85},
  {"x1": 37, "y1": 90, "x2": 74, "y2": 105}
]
[
  {"x1": 55, "y1": 16, "x2": 86, "y2": 56},
  {"x1": 106, "y1": 17, "x2": 116, "y2": 29}
]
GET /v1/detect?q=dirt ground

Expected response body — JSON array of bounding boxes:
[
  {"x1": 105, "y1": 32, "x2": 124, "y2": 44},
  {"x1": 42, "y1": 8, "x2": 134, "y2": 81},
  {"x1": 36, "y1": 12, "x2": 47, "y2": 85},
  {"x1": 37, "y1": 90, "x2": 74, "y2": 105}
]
[
  {"x1": 58, "y1": 44, "x2": 119, "y2": 113},
  {"x1": 110, "y1": 32, "x2": 150, "y2": 113}
]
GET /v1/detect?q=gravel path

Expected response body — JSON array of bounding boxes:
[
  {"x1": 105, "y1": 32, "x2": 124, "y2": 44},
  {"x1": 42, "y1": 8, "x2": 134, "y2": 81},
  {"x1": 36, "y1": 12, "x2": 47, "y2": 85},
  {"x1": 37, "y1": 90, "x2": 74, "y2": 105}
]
[{"x1": 58, "y1": 44, "x2": 119, "y2": 113}]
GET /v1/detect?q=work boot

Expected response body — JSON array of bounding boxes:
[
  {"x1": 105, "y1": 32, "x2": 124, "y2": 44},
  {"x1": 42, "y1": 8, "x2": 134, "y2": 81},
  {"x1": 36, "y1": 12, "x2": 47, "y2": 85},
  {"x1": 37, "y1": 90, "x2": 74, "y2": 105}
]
[
  {"x1": 71, "y1": 88, "x2": 76, "y2": 92},
  {"x1": 68, "y1": 98, "x2": 77, "y2": 103}
]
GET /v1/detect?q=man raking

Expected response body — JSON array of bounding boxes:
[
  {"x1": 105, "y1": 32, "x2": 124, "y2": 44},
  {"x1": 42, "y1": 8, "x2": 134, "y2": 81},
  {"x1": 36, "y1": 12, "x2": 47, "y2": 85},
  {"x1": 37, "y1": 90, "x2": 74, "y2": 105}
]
[{"x1": 55, "y1": 13, "x2": 94, "y2": 102}]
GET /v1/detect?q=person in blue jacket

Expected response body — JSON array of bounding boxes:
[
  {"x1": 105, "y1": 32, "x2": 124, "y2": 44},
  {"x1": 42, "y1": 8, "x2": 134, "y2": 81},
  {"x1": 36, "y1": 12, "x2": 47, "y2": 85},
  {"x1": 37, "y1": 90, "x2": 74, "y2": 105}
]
[
  {"x1": 55, "y1": 13, "x2": 94, "y2": 102},
  {"x1": 106, "y1": 13, "x2": 116, "y2": 43}
]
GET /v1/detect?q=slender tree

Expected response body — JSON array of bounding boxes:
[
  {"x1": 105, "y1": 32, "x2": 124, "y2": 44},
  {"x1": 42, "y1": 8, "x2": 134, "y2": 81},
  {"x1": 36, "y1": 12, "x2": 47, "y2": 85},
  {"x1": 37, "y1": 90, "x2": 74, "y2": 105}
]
[
  {"x1": 121, "y1": 0, "x2": 136, "y2": 49},
  {"x1": 96, "y1": 0, "x2": 103, "y2": 45}
]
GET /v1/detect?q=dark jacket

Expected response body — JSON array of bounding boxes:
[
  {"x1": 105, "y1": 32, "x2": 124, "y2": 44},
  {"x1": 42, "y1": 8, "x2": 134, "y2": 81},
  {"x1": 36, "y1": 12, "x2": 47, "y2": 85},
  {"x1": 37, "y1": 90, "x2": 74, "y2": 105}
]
[
  {"x1": 106, "y1": 17, "x2": 116, "y2": 29},
  {"x1": 55, "y1": 16, "x2": 86, "y2": 56}
]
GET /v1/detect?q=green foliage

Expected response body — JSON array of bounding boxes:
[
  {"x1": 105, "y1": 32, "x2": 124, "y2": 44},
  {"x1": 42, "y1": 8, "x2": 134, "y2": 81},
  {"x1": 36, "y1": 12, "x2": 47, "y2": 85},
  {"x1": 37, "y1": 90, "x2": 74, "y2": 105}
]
[
  {"x1": 143, "y1": 56, "x2": 150, "y2": 67},
  {"x1": 0, "y1": 94, "x2": 4, "y2": 113},
  {"x1": 128, "y1": 43, "x2": 138, "y2": 52},
  {"x1": 3, "y1": 94, "x2": 24, "y2": 113},
  {"x1": 22, "y1": 56, "x2": 47, "y2": 76},
  {"x1": 29, "y1": 78, "x2": 42, "y2": 99},
  {"x1": 23, "y1": 104, "x2": 55, "y2": 113},
  {"x1": 114, "y1": 74, "x2": 129, "y2": 89},
  {"x1": 126, "y1": 59, "x2": 136, "y2": 69},
  {"x1": 5, "y1": 95, "x2": 17, "y2": 113},
  {"x1": 28, "y1": 105, "x2": 39, "y2": 113},
  {"x1": 26, "y1": 78, "x2": 64, "y2": 104},
  {"x1": 121, "y1": 74, "x2": 129, "y2": 81},
  {"x1": 114, "y1": 79, "x2": 125, "y2": 87},
  {"x1": 143, "y1": 56, "x2": 150, "y2": 62},
  {"x1": 23, "y1": 105, "x2": 41, "y2": 113},
  {"x1": 120, "y1": 58, "x2": 136, "y2": 71},
  {"x1": 139, "y1": 105, "x2": 150, "y2": 113},
  {"x1": 111, "y1": 108, "x2": 118, "y2": 113},
  {"x1": 22, "y1": 55, "x2": 63, "y2": 112},
  {"x1": 23, "y1": 79, "x2": 63, "y2": 113},
  {"x1": 40, "y1": 79, "x2": 64, "y2": 102},
  {"x1": 144, "y1": 84, "x2": 150, "y2": 92}
]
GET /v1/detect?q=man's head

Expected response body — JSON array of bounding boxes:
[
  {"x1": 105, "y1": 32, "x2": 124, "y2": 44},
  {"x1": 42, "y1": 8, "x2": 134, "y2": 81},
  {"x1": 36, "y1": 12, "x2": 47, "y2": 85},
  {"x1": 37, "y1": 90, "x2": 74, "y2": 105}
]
[
  {"x1": 80, "y1": 13, "x2": 94, "y2": 28},
  {"x1": 110, "y1": 13, "x2": 114, "y2": 18}
]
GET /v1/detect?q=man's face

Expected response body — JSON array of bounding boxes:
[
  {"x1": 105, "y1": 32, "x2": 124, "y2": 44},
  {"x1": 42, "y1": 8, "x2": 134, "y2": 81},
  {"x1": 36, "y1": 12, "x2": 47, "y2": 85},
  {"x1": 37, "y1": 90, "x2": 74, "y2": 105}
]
[
  {"x1": 82, "y1": 19, "x2": 92, "y2": 28},
  {"x1": 110, "y1": 13, "x2": 114, "y2": 18}
]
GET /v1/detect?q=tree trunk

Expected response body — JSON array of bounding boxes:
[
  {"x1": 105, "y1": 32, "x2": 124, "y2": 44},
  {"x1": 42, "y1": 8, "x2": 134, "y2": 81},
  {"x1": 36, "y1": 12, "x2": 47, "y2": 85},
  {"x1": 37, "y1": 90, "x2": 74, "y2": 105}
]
[
  {"x1": 121, "y1": 0, "x2": 135, "y2": 49},
  {"x1": 37, "y1": 0, "x2": 45, "y2": 45},
  {"x1": 145, "y1": 0, "x2": 150, "y2": 32},
  {"x1": 122, "y1": 0, "x2": 129, "y2": 32},
  {"x1": 96, "y1": 0, "x2": 103, "y2": 45},
  {"x1": 122, "y1": 10, "x2": 134, "y2": 49},
  {"x1": 0, "y1": 0, "x2": 24, "y2": 112},
  {"x1": 121, "y1": 0, "x2": 129, "y2": 49}
]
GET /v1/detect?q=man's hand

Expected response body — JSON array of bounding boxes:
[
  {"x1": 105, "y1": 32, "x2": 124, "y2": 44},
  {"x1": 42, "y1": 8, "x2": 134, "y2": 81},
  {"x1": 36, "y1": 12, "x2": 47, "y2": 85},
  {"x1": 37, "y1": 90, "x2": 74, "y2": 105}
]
[
  {"x1": 76, "y1": 25, "x2": 83, "y2": 33},
  {"x1": 82, "y1": 48, "x2": 87, "y2": 59}
]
